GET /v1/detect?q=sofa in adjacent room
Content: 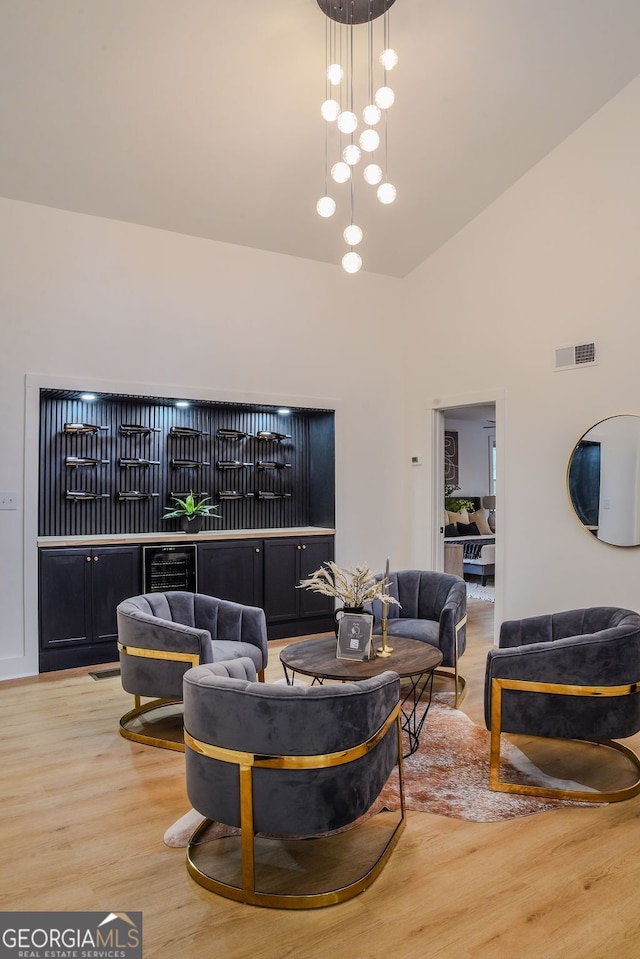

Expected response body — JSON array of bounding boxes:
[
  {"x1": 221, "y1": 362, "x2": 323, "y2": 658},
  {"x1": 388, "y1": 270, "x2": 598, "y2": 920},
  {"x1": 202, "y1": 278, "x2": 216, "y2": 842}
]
[{"x1": 444, "y1": 504, "x2": 495, "y2": 585}]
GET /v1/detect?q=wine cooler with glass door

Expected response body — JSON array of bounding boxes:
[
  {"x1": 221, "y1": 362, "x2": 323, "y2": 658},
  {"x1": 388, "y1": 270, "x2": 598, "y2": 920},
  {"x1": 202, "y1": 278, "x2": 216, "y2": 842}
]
[{"x1": 143, "y1": 544, "x2": 197, "y2": 593}]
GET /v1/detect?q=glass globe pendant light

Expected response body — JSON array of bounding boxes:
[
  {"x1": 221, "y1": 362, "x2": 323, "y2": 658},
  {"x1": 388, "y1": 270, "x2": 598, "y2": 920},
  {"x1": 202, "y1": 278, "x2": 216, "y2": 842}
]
[
  {"x1": 359, "y1": 128, "x2": 380, "y2": 153},
  {"x1": 344, "y1": 223, "x2": 363, "y2": 246},
  {"x1": 316, "y1": 196, "x2": 336, "y2": 217},
  {"x1": 331, "y1": 161, "x2": 351, "y2": 183},
  {"x1": 342, "y1": 251, "x2": 362, "y2": 274},
  {"x1": 363, "y1": 163, "x2": 383, "y2": 185},
  {"x1": 343, "y1": 143, "x2": 361, "y2": 166},
  {"x1": 337, "y1": 110, "x2": 358, "y2": 134},
  {"x1": 377, "y1": 181, "x2": 397, "y2": 204},
  {"x1": 316, "y1": 0, "x2": 400, "y2": 275},
  {"x1": 320, "y1": 99, "x2": 340, "y2": 121},
  {"x1": 374, "y1": 86, "x2": 395, "y2": 109},
  {"x1": 379, "y1": 48, "x2": 398, "y2": 70},
  {"x1": 363, "y1": 103, "x2": 381, "y2": 126}
]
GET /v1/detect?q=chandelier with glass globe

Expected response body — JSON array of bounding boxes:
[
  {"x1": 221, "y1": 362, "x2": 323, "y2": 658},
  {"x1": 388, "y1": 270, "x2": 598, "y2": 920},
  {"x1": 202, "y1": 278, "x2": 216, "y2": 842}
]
[{"x1": 316, "y1": 0, "x2": 398, "y2": 274}]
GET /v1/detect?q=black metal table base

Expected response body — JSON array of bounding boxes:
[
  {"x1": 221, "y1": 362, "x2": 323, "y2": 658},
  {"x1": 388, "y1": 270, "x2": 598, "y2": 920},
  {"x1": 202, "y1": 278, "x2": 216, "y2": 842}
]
[
  {"x1": 399, "y1": 669, "x2": 436, "y2": 756},
  {"x1": 281, "y1": 666, "x2": 436, "y2": 758}
]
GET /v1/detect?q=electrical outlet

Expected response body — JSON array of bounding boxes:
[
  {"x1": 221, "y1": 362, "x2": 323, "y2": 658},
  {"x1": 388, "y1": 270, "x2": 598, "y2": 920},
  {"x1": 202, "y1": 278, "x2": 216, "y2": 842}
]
[{"x1": 0, "y1": 491, "x2": 17, "y2": 510}]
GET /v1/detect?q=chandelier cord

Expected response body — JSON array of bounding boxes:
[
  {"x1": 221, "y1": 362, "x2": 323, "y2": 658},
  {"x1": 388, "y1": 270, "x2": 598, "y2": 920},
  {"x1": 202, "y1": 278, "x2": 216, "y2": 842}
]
[
  {"x1": 383, "y1": 8, "x2": 390, "y2": 183},
  {"x1": 324, "y1": 14, "x2": 330, "y2": 197},
  {"x1": 349, "y1": 1, "x2": 355, "y2": 185},
  {"x1": 368, "y1": 3, "x2": 374, "y2": 111},
  {"x1": 349, "y1": 176, "x2": 355, "y2": 243}
]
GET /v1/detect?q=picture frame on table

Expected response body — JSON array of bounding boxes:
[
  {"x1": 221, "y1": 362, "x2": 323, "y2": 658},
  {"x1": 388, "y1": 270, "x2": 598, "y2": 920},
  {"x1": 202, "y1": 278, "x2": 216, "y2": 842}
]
[{"x1": 336, "y1": 612, "x2": 375, "y2": 661}]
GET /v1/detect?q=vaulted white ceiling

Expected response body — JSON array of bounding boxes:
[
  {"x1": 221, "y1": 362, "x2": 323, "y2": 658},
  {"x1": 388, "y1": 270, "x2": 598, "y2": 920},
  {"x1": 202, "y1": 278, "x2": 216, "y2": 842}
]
[{"x1": 1, "y1": 1, "x2": 639, "y2": 277}]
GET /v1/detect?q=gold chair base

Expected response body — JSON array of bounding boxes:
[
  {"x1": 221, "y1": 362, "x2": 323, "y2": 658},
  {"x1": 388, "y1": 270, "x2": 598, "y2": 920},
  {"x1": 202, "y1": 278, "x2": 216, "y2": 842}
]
[
  {"x1": 185, "y1": 706, "x2": 406, "y2": 908},
  {"x1": 490, "y1": 734, "x2": 640, "y2": 803},
  {"x1": 489, "y1": 675, "x2": 640, "y2": 802},
  {"x1": 186, "y1": 810, "x2": 406, "y2": 909},
  {"x1": 119, "y1": 696, "x2": 185, "y2": 752},
  {"x1": 433, "y1": 667, "x2": 466, "y2": 708}
]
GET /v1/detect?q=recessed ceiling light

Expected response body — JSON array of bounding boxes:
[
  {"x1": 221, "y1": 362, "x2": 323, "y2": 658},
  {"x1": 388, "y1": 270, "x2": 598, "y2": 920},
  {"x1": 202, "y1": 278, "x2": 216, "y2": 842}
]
[
  {"x1": 278, "y1": 408, "x2": 291, "y2": 416},
  {"x1": 81, "y1": 393, "x2": 97, "y2": 401},
  {"x1": 175, "y1": 400, "x2": 190, "y2": 408}
]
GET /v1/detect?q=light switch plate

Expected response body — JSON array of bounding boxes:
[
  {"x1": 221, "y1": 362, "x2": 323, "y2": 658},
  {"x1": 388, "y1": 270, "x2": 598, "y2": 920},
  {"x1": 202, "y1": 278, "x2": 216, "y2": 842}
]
[{"x1": 0, "y1": 491, "x2": 17, "y2": 510}]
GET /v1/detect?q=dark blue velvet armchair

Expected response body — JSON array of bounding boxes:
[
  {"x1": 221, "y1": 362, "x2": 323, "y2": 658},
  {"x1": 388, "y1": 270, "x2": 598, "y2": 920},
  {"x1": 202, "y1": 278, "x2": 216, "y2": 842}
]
[
  {"x1": 117, "y1": 591, "x2": 268, "y2": 751},
  {"x1": 485, "y1": 607, "x2": 640, "y2": 802},
  {"x1": 182, "y1": 662, "x2": 405, "y2": 908},
  {"x1": 371, "y1": 569, "x2": 467, "y2": 705}
]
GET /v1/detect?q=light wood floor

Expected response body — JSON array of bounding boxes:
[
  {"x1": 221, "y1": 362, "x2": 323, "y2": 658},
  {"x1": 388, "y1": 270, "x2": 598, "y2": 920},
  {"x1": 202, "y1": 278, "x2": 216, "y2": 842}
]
[{"x1": 2, "y1": 600, "x2": 640, "y2": 958}]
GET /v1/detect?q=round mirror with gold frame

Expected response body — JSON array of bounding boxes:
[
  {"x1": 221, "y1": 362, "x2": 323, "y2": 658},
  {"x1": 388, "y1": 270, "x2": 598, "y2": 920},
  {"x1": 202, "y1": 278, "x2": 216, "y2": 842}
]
[{"x1": 567, "y1": 414, "x2": 640, "y2": 547}]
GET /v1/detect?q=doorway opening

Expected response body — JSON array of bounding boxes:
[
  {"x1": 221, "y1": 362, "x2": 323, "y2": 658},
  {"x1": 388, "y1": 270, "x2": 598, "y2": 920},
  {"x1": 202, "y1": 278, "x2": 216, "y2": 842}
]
[{"x1": 441, "y1": 402, "x2": 496, "y2": 603}]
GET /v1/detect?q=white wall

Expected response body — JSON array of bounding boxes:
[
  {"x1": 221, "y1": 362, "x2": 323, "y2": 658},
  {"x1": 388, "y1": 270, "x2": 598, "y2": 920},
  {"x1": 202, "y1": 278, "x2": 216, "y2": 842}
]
[
  {"x1": 3, "y1": 73, "x2": 640, "y2": 677},
  {"x1": 404, "y1": 75, "x2": 640, "y2": 622},
  {"x1": 0, "y1": 200, "x2": 407, "y2": 678}
]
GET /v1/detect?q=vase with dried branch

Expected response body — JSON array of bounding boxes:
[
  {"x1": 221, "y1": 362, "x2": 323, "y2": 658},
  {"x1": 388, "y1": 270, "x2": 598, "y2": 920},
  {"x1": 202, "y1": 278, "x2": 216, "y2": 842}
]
[{"x1": 298, "y1": 562, "x2": 400, "y2": 637}]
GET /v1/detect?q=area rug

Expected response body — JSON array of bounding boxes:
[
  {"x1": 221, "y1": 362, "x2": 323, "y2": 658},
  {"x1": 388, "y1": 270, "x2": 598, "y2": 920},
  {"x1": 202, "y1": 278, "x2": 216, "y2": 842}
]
[
  {"x1": 164, "y1": 699, "x2": 598, "y2": 846},
  {"x1": 466, "y1": 582, "x2": 495, "y2": 602},
  {"x1": 376, "y1": 698, "x2": 598, "y2": 822}
]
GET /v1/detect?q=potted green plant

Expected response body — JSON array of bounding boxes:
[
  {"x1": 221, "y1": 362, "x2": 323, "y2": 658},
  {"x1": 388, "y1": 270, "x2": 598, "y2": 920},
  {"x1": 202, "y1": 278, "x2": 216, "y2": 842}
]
[
  {"x1": 163, "y1": 491, "x2": 220, "y2": 533},
  {"x1": 444, "y1": 484, "x2": 475, "y2": 514}
]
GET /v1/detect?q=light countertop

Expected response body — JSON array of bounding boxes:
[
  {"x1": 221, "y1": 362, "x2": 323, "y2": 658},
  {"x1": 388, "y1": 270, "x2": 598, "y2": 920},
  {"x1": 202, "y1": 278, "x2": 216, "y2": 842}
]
[{"x1": 38, "y1": 527, "x2": 335, "y2": 548}]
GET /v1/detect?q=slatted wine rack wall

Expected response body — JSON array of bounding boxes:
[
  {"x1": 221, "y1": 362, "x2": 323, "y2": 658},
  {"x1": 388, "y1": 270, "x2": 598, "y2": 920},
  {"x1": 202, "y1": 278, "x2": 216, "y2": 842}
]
[{"x1": 39, "y1": 391, "x2": 335, "y2": 537}]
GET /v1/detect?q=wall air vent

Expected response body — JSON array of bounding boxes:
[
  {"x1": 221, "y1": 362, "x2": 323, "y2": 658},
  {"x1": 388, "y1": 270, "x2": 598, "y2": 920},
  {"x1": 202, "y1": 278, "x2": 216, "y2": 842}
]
[{"x1": 554, "y1": 341, "x2": 597, "y2": 372}]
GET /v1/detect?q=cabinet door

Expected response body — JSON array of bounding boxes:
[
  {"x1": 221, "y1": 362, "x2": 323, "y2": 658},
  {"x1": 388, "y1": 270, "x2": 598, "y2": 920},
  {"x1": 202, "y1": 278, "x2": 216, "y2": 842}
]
[
  {"x1": 39, "y1": 548, "x2": 91, "y2": 648},
  {"x1": 263, "y1": 539, "x2": 300, "y2": 622},
  {"x1": 263, "y1": 536, "x2": 335, "y2": 624},
  {"x1": 197, "y1": 540, "x2": 264, "y2": 608},
  {"x1": 298, "y1": 537, "x2": 335, "y2": 618},
  {"x1": 90, "y1": 546, "x2": 141, "y2": 643}
]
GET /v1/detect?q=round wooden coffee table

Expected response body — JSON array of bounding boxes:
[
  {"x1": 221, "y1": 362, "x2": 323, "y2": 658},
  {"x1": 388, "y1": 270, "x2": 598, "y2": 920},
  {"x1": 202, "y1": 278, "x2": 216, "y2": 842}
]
[{"x1": 280, "y1": 634, "x2": 443, "y2": 756}]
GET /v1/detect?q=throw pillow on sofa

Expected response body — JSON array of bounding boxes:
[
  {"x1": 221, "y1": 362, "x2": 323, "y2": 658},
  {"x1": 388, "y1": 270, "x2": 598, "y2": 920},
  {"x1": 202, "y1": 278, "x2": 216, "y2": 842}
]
[
  {"x1": 446, "y1": 509, "x2": 469, "y2": 526},
  {"x1": 457, "y1": 521, "x2": 480, "y2": 536},
  {"x1": 444, "y1": 523, "x2": 459, "y2": 538},
  {"x1": 467, "y1": 507, "x2": 492, "y2": 535}
]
